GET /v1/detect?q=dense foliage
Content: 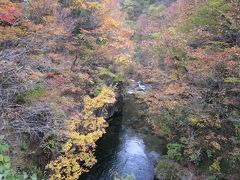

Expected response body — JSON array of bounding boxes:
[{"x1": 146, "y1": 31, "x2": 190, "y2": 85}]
[
  {"x1": 0, "y1": 0, "x2": 132, "y2": 179},
  {"x1": 0, "y1": 0, "x2": 239, "y2": 179},
  {"x1": 124, "y1": 0, "x2": 240, "y2": 178}
]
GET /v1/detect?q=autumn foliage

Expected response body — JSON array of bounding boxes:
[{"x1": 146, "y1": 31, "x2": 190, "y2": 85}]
[
  {"x1": 0, "y1": 0, "x2": 20, "y2": 26},
  {"x1": 0, "y1": 0, "x2": 130, "y2": 179},
  {"x1": 47, "y1": 87, "x2": 116, "y2": 179},
  {"x1": 126, "y1": 0, "x2": 240, "y2": 178},
  {"x1": 1, "y1": 0, "x2": 239, "y2": 179}
]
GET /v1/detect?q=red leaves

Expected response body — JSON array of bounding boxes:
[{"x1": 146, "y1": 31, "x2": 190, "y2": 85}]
[
  {"x1": 47, "y1": 73, "x2": 70, "y2": 85},
  {"x1": 0, "y1": 2, "x2": 20, "y2": 26}
]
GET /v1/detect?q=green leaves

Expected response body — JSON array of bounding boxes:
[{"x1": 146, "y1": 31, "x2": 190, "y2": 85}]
[
  {"x1": 23, "y1": 85, "x2": 47, "y2": 103},
  {"x1": 20, "y1": 171, "x2": 38, "y2": 180},
  {"x1": 0, "y1": 142, "x2": 11, "y2": 178},
  {"x1": 0, "y1": 154, "x2": 10, "y2": 164},
  {"x1": 209, "y1": 157, "x2": 221, "y2": 173},
  {"x1": 0, "y1": 143, "x2": 9, "y2": 154},
  {"x1": 167, "y1": 143, "x2": 184, "y2": 161},
  {"x1": 181, "y1": 0, "x2": 232, "y2": 31},
  {"x1": 0, "y1": 155, "x2": 3, "y2": 162},
  {"x1": 0, "y1": 142, "x2": 15, "y2": 180},
  {"x1": 0, "y1": 141, "x2": 38, "y2": 180}
]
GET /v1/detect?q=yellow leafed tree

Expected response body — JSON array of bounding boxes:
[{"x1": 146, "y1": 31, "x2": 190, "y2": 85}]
[{"x1": 47, "y1": 87, "x2": 116, "y2": 179}]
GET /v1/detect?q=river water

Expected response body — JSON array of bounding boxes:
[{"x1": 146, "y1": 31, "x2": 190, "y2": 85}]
[{"x1": 81, "y1": 81, "x2": 165, "y2": 180}]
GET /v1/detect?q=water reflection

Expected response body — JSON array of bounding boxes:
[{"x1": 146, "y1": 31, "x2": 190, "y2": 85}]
[
  {"x1": 80, "y1": 82, "x2": 163, "y2": 180},
  {"x1": 114, "y1": 130, "x2": 155, "y2": 180},
  {"x1": 81, "y1": 119, "x2": 158, "y2": 180}
]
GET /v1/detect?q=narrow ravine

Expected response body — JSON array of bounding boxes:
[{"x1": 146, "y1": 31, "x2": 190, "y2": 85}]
[{"x1": 81, "y1": 81, "x2": 166, "y2": 180}]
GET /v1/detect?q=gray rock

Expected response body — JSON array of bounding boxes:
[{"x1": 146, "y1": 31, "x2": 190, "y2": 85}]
[
  {"x1": 95, "y1": 91, "x2": 124, "y2": 119},
  {"x1": 189, "y1": 39, "x2": 206, "y2": 49}
]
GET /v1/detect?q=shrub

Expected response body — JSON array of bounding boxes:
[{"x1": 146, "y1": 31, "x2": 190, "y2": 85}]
[
  {"x1": 24, "y1": 85, "x2": 46, "y2": 102},
  {"x1": 156, "y1": 160, "x2": 179, "y2": 180},
  {"x1": 0, "y1": 141, "x2": 14, "y2": 179},
  {"x1": 167, "y1": 143, "x2": 184, "y2": 161},
  {"x1": 146, "y1": 4, "x2": 165, "y2": 16},
  {"x1": 209, "y1": 157, "x2": 221, "y2": 174},
  {"x1": 123, "y1": 0, "x2": 150, "y2": 21},
  {"x1": 47, "y1": 87, "x2": 116, "y2": 179},
  {"x1": 157, "y1": 160, "x2": 171, "y2": 170},
  {"x1": 27, "y1": 0, "x2": 58, "y2": 24},
  {"x1": 0, "y1": 137, "x2": 39, "y2": 179},
  {"x1": 149, "y1": 32, "x2": 161, "y2": 40},
  {"x1": 168, "y1": 47, "x2": 187, "y2": 61},
  {"x1": 224, "y1": 77, "x2": 240, "y2": 84},
  {"x1": 181, "y1": 0, "x2": 232, "y2": 31},
  {"x1": 208, "y1": 176, "x2": 219, "y2": 180},
  {"x1": 97, "y1": 67, "x2": 124, "y2": 84},
  {"x1": 152, "y1": 106, "x2": 189, "y2": 139},
  {"x1": 230, "y1": 148, "x2": 240, "y2": 168}
]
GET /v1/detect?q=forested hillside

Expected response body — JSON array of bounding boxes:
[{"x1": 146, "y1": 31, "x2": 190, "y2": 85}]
[
  {"x1": 0, "y1": 0, "x2": 132, "y2": 179},
  {"x1": 122, "y1": 0, "x2": 240, "y2": 179},
  {"x1": 0, "y1": 0, "x2": 239, "y2": 179}
]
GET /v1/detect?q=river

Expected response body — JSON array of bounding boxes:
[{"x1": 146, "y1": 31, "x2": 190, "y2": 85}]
[{"x1": 80, "y1": 81, "x2": 166, "y2": 180}]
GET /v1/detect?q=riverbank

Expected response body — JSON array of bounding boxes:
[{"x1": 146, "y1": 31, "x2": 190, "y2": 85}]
[
  {"x1": 1, "y1": 0, "x2": 239, "y2": 179},
  {"x1": 81, "y1": 83, "x2": 166, "y2": 179},
  {"x1": 0, "y1": 0, "x2": 133, "y2": 179},
  {"x1": 122, "y1": 0, "x2": 240, "y2": 179}
]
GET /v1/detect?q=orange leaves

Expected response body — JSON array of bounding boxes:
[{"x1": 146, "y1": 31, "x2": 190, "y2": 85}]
[
  {"x1": 102, "y1": 17, "x2": 119, "y2": 29},
  {"x1": 0, "y1": 26, "x2": 25, "y2": 42},
  {"x1": 0, "y1": 1, "x2": 22, "y2": 42},
  {"x1": 165, "y1": 83, "x2": 186, "y2": 95},
  {"x1": 47, "y1": 74, "x2": 69, "y2": 86},
  {"x1": 1, "y1": 0, "x2": 127, "y2": 178},
  {"x1": 72, "y1": 0, "x2": 100, "y2": 9},
  {"x1": 90, "y1": 0, "x2": 134, "y2": 69},
  {"x1": 72, "y1": 0, "x2": 86, "y2": 8},
  {"x1": 0, "y1": 0, "x2": 20, "y2": 26}
]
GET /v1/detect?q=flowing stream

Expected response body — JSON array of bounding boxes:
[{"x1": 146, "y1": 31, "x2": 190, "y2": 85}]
[{"x1": 81, "y1": 81, "x2": 165, "y2": 180}]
